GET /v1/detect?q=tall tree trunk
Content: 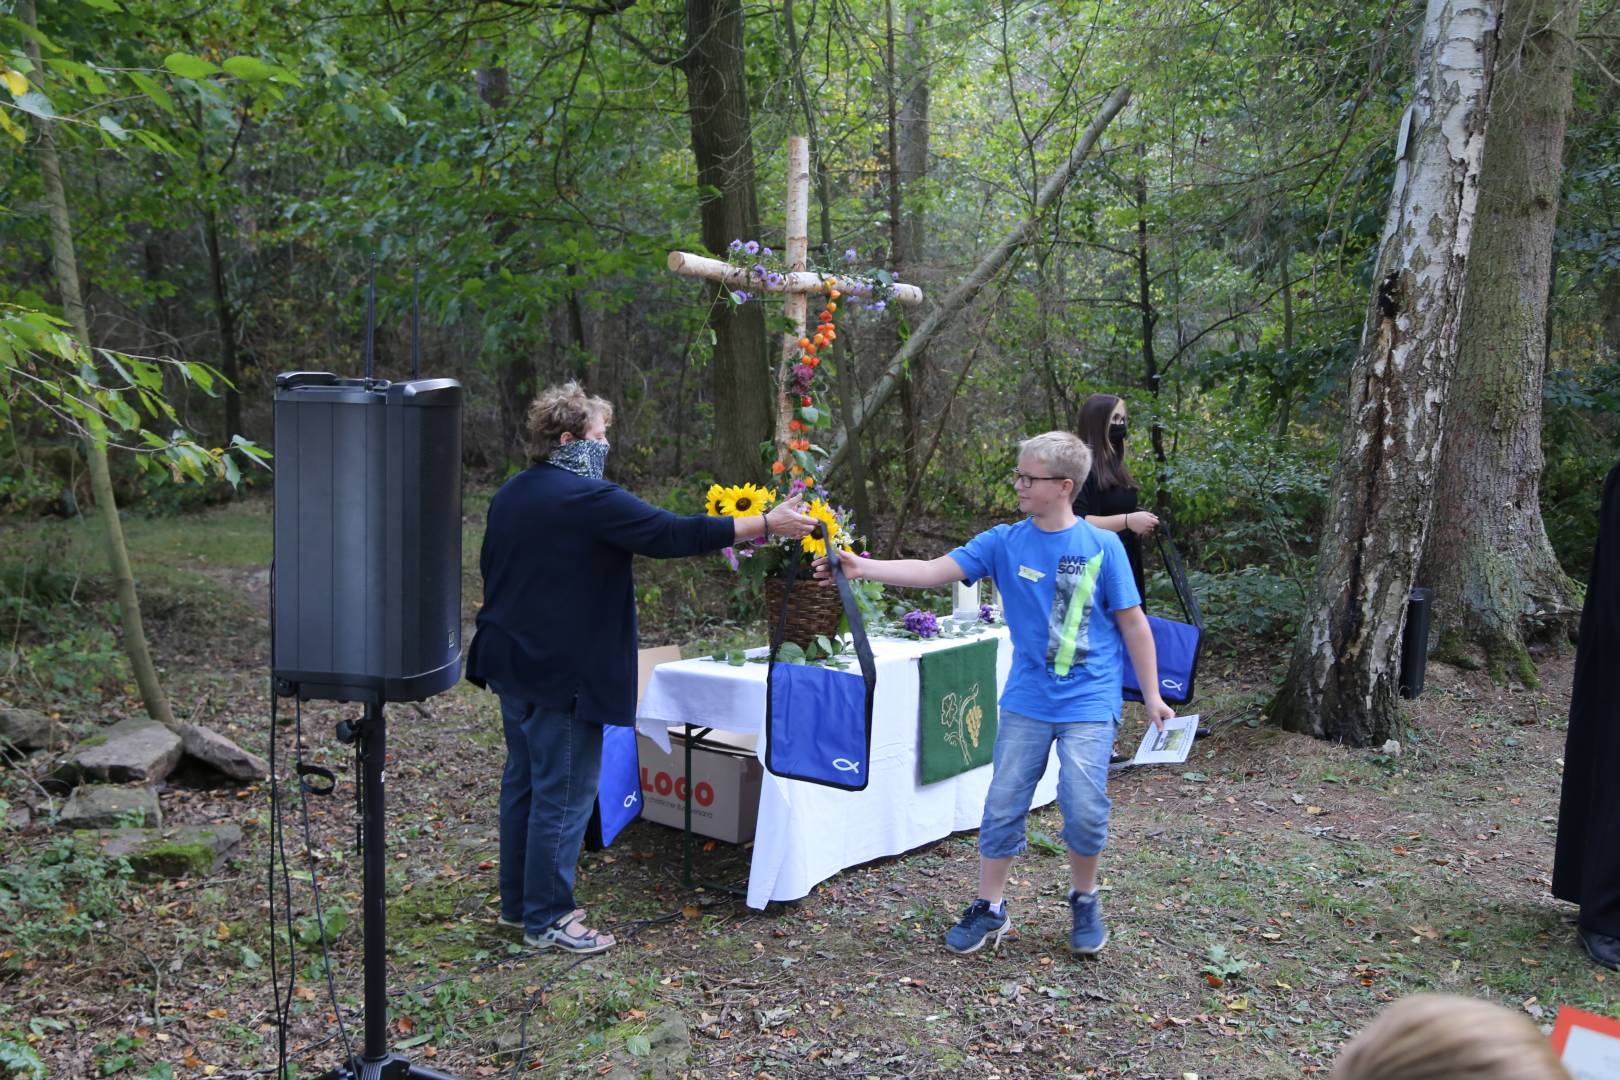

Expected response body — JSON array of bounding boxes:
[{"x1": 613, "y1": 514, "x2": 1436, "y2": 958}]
[
  {"x1": 883, "y1": 0, "x2": 931, "y2": 497},
  {"x1": 683, "y1": 0, "x2": 772, "y2": 479},
  {"x1": 1600, "y1": 271, "x2": 1620, "y2": 360},
  {"x1": 1135, "y1": 167, "x2": 1167, "y2": 475},
  {"x1": 21, "y1": 0, "x2": 175, "y2": 729},
  {"x1": 784, "y1": 0, "x2": 873, "y2": 531},
  {"x1": 203, "y1": 204, "x2": 242, "y2": 442},
  {"x1": 1272, "y1": 0, "x2": 1500, "y2": 746},
  {"x1": 1419, "y1": 0, "x2": 1580, "y2": 686},
  {"x1": 1277, "y1": 246, "x2": 1295, "y2": 438}
]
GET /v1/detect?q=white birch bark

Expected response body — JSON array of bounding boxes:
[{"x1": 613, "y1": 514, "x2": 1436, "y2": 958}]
[{"x1": 1273, "y1": 0, "x2": 1501, "y2": 744}]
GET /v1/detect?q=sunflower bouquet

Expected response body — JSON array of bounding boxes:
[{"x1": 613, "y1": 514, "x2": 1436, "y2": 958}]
[{"x1": 705, "y1": 483, "x2": 857, "y2": 576}]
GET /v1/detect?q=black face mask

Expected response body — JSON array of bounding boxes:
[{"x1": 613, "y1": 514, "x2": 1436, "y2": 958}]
[{"x1": 1108, "y1": 421, "x2": 1128, "y2": 450}]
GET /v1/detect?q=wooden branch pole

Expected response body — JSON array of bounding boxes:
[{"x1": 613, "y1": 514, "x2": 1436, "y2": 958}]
[
  {"x1": 664, "y1": 134, "x2": 924, "y2": 484},
  {"x1": 778, "y1": 136, "x2": 811, "y2": 470},
  {"x1": 664, "y1": 252, "x2": 925, "y2": 308}
]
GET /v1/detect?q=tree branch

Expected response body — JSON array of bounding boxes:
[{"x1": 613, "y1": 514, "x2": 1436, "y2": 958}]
[{"x1": 825, "y1": 83, "x2": 1132, "y2": 478}]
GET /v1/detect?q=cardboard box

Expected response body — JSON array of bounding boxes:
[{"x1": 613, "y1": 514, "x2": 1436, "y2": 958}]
[{"x1": 636, "y1": 729, "x2": 762, "y2": 845}]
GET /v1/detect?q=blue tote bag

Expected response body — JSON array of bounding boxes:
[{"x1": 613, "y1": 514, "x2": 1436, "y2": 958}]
[
  {"x1": 1122, "y1": 524, "x2": 1204, "y2": 706},
  {"x1": 764, "y1": 524, "x2": 877, "y2": 791},
  {"x1": 588, "y1": 723, "x2": 642, "y2": 849}
]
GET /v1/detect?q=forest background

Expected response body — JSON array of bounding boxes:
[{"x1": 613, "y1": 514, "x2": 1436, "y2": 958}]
[
  {"x1": 1, "y1": 1, "x2": 1619, "y2": 1076},
  {"x1": 1, "y1": 0, "x2": 1617, "y2": 667}
]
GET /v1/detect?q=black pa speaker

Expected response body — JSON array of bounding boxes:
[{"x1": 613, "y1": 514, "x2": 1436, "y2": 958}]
[{"x1": 271, "y1": 371, "x2": 463, "y2": 703}]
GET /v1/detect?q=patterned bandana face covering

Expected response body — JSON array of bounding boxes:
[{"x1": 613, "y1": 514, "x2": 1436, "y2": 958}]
[{"x1": 548, "y1": 438, "x2": 610, "y2": 479}]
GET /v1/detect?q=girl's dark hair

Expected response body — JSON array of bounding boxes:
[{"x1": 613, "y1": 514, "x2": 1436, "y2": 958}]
[{"x1": 1078, "y1": 393, "x2": 1136, "y2": 491}]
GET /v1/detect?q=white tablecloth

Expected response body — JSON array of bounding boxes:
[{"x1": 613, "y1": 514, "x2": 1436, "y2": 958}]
[{"x1": 635, "y1": 628, "x2": 1061, "y2": 909}]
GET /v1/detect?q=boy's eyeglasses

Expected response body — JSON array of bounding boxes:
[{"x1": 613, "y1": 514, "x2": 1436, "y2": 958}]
[{"x1": 1010, "y1": 470, "x2": 1065, "y2": 488}]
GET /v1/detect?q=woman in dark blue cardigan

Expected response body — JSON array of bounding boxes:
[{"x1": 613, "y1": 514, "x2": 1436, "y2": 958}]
[{"x1": 467, "y1": 382, "x2": 814, "y2": 953}]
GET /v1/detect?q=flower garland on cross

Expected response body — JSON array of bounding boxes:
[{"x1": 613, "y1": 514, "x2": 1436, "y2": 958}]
[{"x1": 665, "y1": 135, "x2": 924, "y2": 576}]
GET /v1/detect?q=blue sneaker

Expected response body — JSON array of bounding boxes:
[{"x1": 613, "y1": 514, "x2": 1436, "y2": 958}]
[
  {"x1": 1069, "y1": 890, "x2": 1107, "y2": 955},
  {"x1": 944, "y1": 899, "x2": 1011, "y2": 955}
]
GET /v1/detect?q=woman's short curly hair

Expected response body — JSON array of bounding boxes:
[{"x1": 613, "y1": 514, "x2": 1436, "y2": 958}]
[{"x1": 526, "y1": 382, "x2": 614, "y2": 462}]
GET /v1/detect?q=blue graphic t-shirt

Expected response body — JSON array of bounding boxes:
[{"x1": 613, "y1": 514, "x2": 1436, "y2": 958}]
[{"x1": 948, "y1": 518, "x2": 1141, "y2": 723}]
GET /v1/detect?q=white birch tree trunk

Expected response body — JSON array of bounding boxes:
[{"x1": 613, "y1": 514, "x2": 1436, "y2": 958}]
[
  {"x1": 1273, "y1": 0, "x2": 1501, "y2": 745},
  {"x1": 1419, "y1": 0, "x2": 1581, "y2": 685}
]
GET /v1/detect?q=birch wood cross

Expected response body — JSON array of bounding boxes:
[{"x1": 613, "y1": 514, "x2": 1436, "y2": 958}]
[{"x1": 666, "y1": 136, "x2": 924, "y2": 472}]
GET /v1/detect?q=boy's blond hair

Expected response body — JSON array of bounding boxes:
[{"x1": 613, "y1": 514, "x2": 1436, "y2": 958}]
[
  {"x1": 1018, "y1": 431, "x2": 1092, "y2": 490},
  {"x1": 1331, "y1": 994, "x2": 1569, "y2": 1080},
  {"x1": 526, "y1": 382, "x2": 614, "y2": 461}
]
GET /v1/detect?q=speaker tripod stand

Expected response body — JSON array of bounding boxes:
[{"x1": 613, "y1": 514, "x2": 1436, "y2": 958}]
[{"x1": 313, "y1": 702, "x2": 464, "y2": 1080}]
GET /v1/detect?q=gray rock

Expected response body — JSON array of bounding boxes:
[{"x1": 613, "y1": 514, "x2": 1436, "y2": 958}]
[
  {"x1": 179, "y1": 723, "x2": 268, "y2": 783},
  {"x1": 76, "y1": 822, "x2": 242, "y2": 879},
  {"x1": 59, "y1": 785, "x2": 162, "y2": 829},
  {"x1": 0, "y1": 704, "x2": 55, "y2": 753},
  {"x1": 1381, "y1": 739, "x2": 1402, "y2": 757},
  {"x1": 645, "y1": 1012, "x2": 691, "y2": 1079},
  {"x1": 72, "y1": 718, "x2": 182, "y2": 783},
  {"x1": 6, "y1": 803, "x2": 30, "y2": 830}
]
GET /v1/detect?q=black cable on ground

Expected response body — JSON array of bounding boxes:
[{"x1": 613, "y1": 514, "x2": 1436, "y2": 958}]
[{"x1": 292, "y1": 696, "x2": 358, "y2": 1071}]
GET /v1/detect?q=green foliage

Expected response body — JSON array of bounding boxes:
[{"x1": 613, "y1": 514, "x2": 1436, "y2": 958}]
[
  {"x1": 0, "y1": 834, "x2": 133, "y2": 963},
  {"x1": 294, "y1": 904, "x2": 350, "y2": 949},
  {"x1": 0, "y1": 305, "x2": 267, "y2": 486},
  {"x1": 0, "y1": 1037, "x2": 46, "y2": 1080},
  {"x1": 0, "y1": 540, "x2": 126, "y2": 708}
]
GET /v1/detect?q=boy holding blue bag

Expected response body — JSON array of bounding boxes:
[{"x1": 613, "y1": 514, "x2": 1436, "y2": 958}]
[{"x1": 817, "y1": 431, "x2": 1172, "y2": 955}]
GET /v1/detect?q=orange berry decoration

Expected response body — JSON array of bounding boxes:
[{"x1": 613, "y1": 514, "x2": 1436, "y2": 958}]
[
  {"x1": 798, "y1": 337, "x2": 811, "y2": 349},
  {"x1": 772, "y1": 461, "x2": 786, "y2": 474}
]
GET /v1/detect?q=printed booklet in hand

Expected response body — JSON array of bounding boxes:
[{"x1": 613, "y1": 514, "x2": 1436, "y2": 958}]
[{"x1": 1130, "y1": 714, "x2": 1200, "y2": 765}]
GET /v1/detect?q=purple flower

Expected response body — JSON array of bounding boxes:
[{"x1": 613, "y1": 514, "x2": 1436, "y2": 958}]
[
  {"x1": 722, "y1": 546, "x2": 739, "y2": 571},
  {"x1": 843, "y1": 248, "x2": 858, "y2": 262},
  {"x1": 745, "y1": 240, "x2": 760, "y2": 255},
  {"x1": 794, "y1": 362, "x2": 814, "y2": 383},
  {"x1": 979, "y1": 603, "x2": 996, "y2": 624},
  {"x1": 889, "y1": 284, "x2": 901, "y2": 298},
  {"x1": 765, "y1": 271, "x2": 784, "y2": 289},
  {"x1": 729, "y1": 239, "x2": 743, "y2": 252},
  {"x1": 762, "y1": 246, "x2": 773, "y2": 257},
  {"x1": 867, "y1": 300, "x2": 887, "y2": 313},
  {"x1": 892, "y1": 273, "x2": 902, "y2": 282},
  {"x1": 752, "y1": 263, "x2": 767, "y2": 277},
  {"x1": 731, "y1": 290, "x2": 751, "y2": 304},
  {"x1": 860, "y1": 550, "x2": 871, "y2": 558},
  {"x1": 902, "y1": 609, "x2": 939, "y2": 638}
]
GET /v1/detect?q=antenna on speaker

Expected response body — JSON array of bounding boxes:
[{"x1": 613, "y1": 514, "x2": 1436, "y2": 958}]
[
  {"x1": 363, "y1": 250, "x2": 377, "y2": 382},
  {"x1": 411, "y1": 259, "x2": 422, "y2": 380}
]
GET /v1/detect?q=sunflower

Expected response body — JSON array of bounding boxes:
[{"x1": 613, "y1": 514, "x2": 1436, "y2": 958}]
[
  {"x1": 707, "y1": 482, "x2": 776, "y2": 518},
  {"x1": 799, "y1": 498, "x2": 845, "y2": 557}
]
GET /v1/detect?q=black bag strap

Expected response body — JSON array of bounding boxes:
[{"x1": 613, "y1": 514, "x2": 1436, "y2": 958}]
[
  {"x1": 771, "y1": 523, "x2": 877, "y2": 686},
  {"x1": 1154, "y1": 522, "x2": 1204, "y2": 630}
]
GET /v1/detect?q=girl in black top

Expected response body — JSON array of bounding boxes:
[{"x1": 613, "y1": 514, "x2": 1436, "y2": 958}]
[{"x1": 1073, "y1": 393, "x2": 1158, "y2": 601}]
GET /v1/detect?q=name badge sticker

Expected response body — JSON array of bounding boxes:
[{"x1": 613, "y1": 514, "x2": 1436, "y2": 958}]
[{"x1": 1017, "y1": 564, "x2": 1045, "y2": 582}]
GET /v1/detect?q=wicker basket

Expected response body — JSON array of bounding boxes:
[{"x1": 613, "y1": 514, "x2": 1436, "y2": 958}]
[{"x1": 764, "y1": 572, "x2": 844, "y2": 652}]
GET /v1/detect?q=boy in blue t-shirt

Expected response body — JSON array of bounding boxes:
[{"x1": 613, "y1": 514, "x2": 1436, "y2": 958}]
[{"x1": 817, "y1": 431, "x2": 1173, "y2": 955}]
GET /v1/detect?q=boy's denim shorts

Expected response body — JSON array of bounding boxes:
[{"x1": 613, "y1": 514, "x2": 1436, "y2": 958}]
[{"x1": 978, "y1": 708, "x2": 1117, "y2": 859}]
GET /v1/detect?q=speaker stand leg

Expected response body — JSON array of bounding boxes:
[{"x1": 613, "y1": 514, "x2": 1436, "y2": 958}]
[{"x1": 312, "y1": 703, "x2": 467, "y2": 1080}]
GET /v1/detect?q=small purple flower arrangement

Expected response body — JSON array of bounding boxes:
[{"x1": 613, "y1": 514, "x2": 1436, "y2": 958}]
[
  {"x1": 902, "y1": 609, "x2": 940, "y2": 638},
  {"x1": 979, "y1": 603, "x2": 997, "y2": 624}
]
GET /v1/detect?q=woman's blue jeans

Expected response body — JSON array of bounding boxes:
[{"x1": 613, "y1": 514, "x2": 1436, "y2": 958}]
[{"x1": 495, "y1": 690, "x2": 603, "y2": 933}]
